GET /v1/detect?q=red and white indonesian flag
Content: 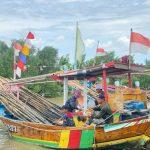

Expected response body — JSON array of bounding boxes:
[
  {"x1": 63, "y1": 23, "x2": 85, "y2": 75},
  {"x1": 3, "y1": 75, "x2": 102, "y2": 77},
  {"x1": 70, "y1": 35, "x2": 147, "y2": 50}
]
[
  {"x1": 96, "y1": 48, "x2": 107, "y2": 56},
  {"x1": 130, "y1": 32, "x2": 150, "y2": 54}
]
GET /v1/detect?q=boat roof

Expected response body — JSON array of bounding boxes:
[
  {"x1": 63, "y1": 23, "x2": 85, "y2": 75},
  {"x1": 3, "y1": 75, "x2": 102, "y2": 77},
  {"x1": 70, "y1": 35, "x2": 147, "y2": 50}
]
[
  {"x1": 59, "y1": 61, "x2": 145, "y2": 80},
  {"x1": 5, "y1": 61, "x2": 145, "y2": 85}
]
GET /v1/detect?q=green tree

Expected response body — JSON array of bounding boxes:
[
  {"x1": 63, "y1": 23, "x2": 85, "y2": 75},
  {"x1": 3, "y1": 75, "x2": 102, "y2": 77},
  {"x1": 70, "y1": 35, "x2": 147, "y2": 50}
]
[
  {"x1": 37, "y1": 46, "x2": 58, "y2": 74},
  {"x1": 0, "y1": 41, "x2": 13, "y2": 78}
]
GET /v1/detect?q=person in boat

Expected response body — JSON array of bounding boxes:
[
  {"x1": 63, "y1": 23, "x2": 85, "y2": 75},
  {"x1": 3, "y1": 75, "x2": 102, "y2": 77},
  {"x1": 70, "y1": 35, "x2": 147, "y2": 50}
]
[
  {"x1": 86, "y1": 94, "x2": 113, "y2": 125},
  {"x1": 60, "y1": 106, "x2": 75, "y2": 127},
  {"x1": 95, "y1": 84, "x2": 104, "y2": 106},
  {"x1": 62, "y1": 89, "x2": 82, "y2": 112}
]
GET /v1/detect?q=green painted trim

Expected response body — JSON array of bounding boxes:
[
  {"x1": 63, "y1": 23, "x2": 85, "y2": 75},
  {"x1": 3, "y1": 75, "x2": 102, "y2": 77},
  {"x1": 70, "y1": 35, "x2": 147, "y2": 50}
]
[
  {"x1": 12, "y1": 135, "x2": 59, "y2": 148},
  {"x1": 80, "y1": 130, "x2": 94, "y2": 149}
]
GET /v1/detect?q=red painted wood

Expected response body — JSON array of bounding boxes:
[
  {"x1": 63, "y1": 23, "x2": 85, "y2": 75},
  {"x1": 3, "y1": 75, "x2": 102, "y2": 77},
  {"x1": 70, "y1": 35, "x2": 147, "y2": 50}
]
[
  {"x1": 102, "y1": 69, "x2": 108, "y2": 102},
  {"x1": 128, "y1": 73, "x2": 132, "y2": 88},
  {"x1": 68, "y1": 130, "x2": 81, "y2": 149}
]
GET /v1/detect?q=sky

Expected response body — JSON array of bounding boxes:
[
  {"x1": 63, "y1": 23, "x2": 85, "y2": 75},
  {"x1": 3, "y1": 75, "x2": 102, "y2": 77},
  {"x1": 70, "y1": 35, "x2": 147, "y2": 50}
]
[{"x1": 0, "y1": 0, "x2": 150, "y2": 64}]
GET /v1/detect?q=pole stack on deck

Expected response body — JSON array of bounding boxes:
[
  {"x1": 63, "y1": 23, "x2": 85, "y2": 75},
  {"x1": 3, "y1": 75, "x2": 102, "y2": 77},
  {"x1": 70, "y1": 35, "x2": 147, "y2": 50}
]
[{"x1": 0, "y1": 77, "x2": 63, "y2": 124}]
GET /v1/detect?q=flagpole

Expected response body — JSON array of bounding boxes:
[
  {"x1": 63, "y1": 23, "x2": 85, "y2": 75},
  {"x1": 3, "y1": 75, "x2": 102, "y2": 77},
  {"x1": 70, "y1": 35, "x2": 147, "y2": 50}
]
[
  {"x1": 13, "y1": 45, "x2": 16, "y2": 80},
  {"x1": 74, "y1": 22, "x2": 78, "y2": 70},
  {"x1": 94, "y1": 41, "x2": 99, "y2": 66},
  {"x1": 128, "y1": 28, "x2": 132, "y2": 69},
  {"x1": 128, "y1": 28, "x2": 132, "y2": 88}
]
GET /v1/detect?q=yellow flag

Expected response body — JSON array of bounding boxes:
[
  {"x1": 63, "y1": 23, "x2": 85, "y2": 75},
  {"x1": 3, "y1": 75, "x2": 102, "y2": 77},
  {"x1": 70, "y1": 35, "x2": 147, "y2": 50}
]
[{"x1": 22, "y1": 44, "x2": 30, "y2": 56}]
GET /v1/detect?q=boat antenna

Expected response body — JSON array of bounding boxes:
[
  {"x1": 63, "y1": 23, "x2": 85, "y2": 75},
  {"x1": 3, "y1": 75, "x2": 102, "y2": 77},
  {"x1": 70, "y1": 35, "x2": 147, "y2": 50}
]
[
  {"x1": 128, "y1": 28, "x2": 133, "y2": 69},
  {"x1": 94, "y1": 41, "x2": 100, "y2": 66}
]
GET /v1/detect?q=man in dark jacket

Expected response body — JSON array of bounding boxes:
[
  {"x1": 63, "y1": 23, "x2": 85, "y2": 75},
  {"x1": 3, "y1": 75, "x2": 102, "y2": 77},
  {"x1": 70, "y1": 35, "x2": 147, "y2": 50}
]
[
  {"x1": 86, "y1": 94, "x2": 113, "y2": 125},
  {"x1": 62, "y1": 89, "x2": 82, "y2": 112}
]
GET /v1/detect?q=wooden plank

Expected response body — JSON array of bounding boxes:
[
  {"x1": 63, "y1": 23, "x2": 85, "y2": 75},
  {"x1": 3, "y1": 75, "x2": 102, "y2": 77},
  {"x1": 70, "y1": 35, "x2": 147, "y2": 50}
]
[
  {"x1": 80, "y1": 130, "x2": 94, "y2": 149},
  {"x1": 68, "y1": 130, "x2": 81, "y2": 149},
  {"x1": 59, "y1": 130, "x2": 70, "y2": 148}
]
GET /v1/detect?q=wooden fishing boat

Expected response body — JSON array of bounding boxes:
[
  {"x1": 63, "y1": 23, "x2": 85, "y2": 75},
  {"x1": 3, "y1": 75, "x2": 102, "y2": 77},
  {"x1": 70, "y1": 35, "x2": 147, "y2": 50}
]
[
  {"x1": 0, "y1": 61, "x2": 150, "y2": 149},
  {"x1": 0, "y1": 116, "x2": 149, "y2": 149}
]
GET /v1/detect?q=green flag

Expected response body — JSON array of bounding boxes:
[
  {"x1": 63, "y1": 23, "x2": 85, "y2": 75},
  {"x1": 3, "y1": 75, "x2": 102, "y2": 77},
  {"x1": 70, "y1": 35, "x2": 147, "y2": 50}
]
[{"x1": 75, "y1": 25, "x2": 85, "y2": 68}]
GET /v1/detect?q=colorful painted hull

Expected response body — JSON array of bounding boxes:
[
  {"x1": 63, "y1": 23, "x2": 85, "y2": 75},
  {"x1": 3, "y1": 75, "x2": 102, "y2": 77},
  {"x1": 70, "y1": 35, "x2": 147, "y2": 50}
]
[{"x1": 0, "y1": 116, "x2": 149, "y2": 149}]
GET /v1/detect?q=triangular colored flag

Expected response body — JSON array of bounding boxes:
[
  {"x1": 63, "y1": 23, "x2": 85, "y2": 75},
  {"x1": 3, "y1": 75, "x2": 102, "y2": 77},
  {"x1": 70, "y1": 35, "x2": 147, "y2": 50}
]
[
  {"x1": 17, "y1": 60, "x2": 25, "y2": 71},
  {"x1": 16, "y1": 67, "x2": 21, "y2": 78},
  {"x1": 26, "y1": 32, "x2": 35, "y2": 39},
  {"x1": 130, "y1": 32, "x2": 150, "y2": 54},
  {"x1": 13, "y1": 42, "x2": 22, "y2": 50},
  {"x1": 19, "y1": 53, "x2": 27, "y2": 64},
  {"x1": 96, "y1": 48, "x2": 107, "y2": 56},
  {"x1": 14, "y1": 50, "x2": 20, "y2": 56},
  {"x1": 25, "y1": 39, "x2": 32, "y2": 48},
  {"x1": 13, "y1": 42, "x2": 22, "y2": 56},
  {"x1": 75, "y1": 26, "x2": 85, "y2": 65},
  {"x1": 22, "y1": 44, "x2": 30, "y2": 56}
]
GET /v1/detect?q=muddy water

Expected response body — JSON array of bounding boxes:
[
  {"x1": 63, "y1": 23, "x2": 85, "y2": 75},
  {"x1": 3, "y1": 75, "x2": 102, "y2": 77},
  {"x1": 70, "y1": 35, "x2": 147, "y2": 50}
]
[{"x1": 0, "y1": 123, "x2": 51, "y2": 150}]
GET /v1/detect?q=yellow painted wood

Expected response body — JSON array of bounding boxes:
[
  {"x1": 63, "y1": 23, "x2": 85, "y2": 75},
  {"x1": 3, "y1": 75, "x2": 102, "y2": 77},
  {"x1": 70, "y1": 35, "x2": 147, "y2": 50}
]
[
  {"x1": 59, "y1": 130, "x2": 70, "y2": 148},
  {"x1": 73, "y1": 117, "x2": 85, "y2": 127},
  {"x1": 93, "y1": 135, "x2": 150, "y2": 148}
]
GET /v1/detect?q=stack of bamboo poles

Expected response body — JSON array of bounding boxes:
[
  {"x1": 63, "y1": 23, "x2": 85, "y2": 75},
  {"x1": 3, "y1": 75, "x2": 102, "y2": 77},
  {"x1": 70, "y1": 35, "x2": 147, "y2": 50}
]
[{"x1": 0, "y1": 77, "x2": 63, "y2": 124}]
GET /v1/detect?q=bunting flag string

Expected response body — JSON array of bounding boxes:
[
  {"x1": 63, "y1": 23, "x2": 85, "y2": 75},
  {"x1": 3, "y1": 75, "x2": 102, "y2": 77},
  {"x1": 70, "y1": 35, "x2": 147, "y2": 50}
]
[{"x1": 15, "y1": 32, "x2": 35, "y2": 78}]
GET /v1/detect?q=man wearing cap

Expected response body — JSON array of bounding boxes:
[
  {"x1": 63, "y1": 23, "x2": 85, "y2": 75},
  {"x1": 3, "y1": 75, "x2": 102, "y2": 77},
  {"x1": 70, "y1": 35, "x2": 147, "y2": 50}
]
[
  {"x1": 95, "y1": 84, "x2": 104, "y2": 106},
  {"x1": 86, "y1": 94, "x2": 113, "y2": 125},
  {"x1": 62, "y1": 89, "x2": 82, "y2": 112}
]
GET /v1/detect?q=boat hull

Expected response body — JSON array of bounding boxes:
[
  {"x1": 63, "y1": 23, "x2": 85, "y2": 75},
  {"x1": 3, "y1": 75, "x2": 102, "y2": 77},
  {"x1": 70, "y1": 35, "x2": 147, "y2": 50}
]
[{"x1": 0, "y1": 116, "x2": 149, "y2": 149}]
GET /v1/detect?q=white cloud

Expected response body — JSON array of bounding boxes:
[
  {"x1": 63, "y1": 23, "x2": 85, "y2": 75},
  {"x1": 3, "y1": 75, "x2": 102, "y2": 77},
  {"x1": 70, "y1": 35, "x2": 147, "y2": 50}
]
[
  {"x1": 118, "y1": 36, "x2": 129, "y2": 46},
  {"x1": 59, "y1": 0, "x2": 93, "y2": 3},
  {"x1": 34, "y1": 0, "x2": 50, "y2": 4},
  {"x1": 84, "y1": 38, "x2": 96, "y2": 48},
  {"x1": 101, "y1": 41, "x2": 112, "y2": 48},
  {"x1": 56, "y1": 35, "x2": 65, "y2": 42},
  {"x1": 144, "y1": 0, "x2": 150, "y2": 5}
]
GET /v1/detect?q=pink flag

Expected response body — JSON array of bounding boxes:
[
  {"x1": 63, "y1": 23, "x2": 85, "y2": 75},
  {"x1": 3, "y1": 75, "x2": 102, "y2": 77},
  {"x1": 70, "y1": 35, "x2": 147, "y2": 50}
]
[
  {"x1": 13, "y1": 42, "x2": 22, "y2": 56},
  {"x1": 130, "y1": 32, "x2": 150, "y2": 54},
  {"x1": 96, "y1": 48, "x2": 107, "y2": 56},
  {"x1": 26, "y1": 32, "x2": 35, "y2": 39}
]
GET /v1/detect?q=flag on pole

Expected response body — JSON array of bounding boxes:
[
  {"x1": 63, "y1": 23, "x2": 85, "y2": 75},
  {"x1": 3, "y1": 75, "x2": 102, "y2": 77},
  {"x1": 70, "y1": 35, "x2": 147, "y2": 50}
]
[
  {"x1": 13, "y1": 42, "x2": 22, "y2": 56},
  {"x1": 16, "y1": 66, "x2": 21, "y2": 78},
  {"x1": 75, "y1": 26, "x2": 85, "y2": 65},
  {"x1": 26, "y1": 32, "x2": 35, "y2": 39},
  {"x1": 96, "y1": 48, "x2": 107, "y2": 56},
  {"x1": 22, "y1": 44, "x2": 30, "y2": 56},
  {"x1": 130, "y1": 32, "x2": 150, "y2": 54},
  {"x1": 15, "y1": 32, "x2": 35, "y2": 78}
]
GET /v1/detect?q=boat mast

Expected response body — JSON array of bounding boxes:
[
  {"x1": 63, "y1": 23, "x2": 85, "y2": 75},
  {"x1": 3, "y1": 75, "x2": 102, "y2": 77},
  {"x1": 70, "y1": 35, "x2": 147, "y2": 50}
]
[
  {"x1": 13, "y1": 46, "x2": 16, "y2": 80},
  {"x1": 128, "y1": 28, "x2": 133, "y2": 88},
  {"x1": 83, "y1": 78, "x2": 87, "y2": 114},
  {"x1": 102, "y1": 65, "x2": 108, "y2": 102}
]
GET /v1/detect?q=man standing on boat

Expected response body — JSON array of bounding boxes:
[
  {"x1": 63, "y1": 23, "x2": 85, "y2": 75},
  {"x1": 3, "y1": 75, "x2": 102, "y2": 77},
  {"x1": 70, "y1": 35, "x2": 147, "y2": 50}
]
[{"x1": 62, "y1": 89, "x2": 82, "y2": 112}]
